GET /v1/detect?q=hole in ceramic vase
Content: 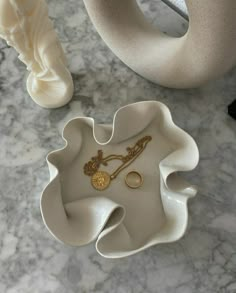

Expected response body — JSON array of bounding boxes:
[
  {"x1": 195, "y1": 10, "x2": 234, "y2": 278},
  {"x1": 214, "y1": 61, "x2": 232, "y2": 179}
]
[{"x1": 136, "y1": 0, "x2": 188, "y2": 37}]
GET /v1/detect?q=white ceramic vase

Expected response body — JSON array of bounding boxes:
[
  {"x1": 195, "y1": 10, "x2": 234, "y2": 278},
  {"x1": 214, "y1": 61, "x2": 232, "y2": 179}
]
[
  {"x1": 83, "y1": 0, "x2": 236, "y2": 88},
  {"x1": 0, "y1": 0, "x2": 74, "y2": 108},
  {"x1": 41, "y1": 101, "x2": 199, "y2": 258}
]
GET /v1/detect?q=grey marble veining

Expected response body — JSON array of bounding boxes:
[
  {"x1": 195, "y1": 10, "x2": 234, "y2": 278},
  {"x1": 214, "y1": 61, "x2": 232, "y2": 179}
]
[
  {"x1": 163, "y1": 0, "x2": 188, "y2": 19},
  {"x1": 0, "y1": 0, "x2": 236, "y2": 292}
]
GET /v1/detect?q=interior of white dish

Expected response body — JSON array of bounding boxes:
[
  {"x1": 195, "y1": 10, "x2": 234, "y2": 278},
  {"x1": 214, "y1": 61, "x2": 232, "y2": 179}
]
[{"x1": 41, "y1": 102, "x2": 199, "y2": 258}]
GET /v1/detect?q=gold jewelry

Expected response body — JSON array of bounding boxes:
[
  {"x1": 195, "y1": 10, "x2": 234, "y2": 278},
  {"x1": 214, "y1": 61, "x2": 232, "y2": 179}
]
[
  {"x1": 91, "y1": 171, "x2": 111, "y2": 191},
  {"x1": 125, "y1": 171, "x2": 143, "y2": 189},
  {"x1": 84, "y1": 135, "x2": 152, "y2": 190}
]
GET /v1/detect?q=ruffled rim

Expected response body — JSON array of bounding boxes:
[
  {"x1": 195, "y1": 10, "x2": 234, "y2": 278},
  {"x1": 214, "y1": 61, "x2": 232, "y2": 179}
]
[{"x1": 41, "y1": 101, "x2": 199, "y2": 258}]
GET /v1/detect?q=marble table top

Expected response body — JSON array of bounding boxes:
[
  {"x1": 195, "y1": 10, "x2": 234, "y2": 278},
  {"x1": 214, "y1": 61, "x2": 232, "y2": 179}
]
[{"x1": 0, "y1": 0, "x2": 236, "y2": 292}]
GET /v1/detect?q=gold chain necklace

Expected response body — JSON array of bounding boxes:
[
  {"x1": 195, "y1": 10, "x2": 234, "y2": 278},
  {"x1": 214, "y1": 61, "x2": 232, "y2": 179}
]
[{"x1": 83, "y1": 135, "x2": 152, "y2": 190}]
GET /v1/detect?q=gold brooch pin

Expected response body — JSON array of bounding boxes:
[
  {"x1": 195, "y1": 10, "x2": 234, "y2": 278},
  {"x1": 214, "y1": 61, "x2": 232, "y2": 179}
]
[{"x1": 83, "y1": 135, "x2": 152, "y2": 190}]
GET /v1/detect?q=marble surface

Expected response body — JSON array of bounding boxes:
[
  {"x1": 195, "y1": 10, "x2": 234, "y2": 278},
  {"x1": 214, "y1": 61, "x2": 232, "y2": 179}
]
[
  {"x1": 0, "y1": 0, "x2": 236, "y2": 292},
  {"x1": 163, "y1": 0, "x2": 188, "y2": 19}
]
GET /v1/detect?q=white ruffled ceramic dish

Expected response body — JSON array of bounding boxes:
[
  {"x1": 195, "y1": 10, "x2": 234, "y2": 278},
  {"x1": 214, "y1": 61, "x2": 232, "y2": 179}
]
[{"x1": 41, "y1": 101, "x2": 199, "y2": 258}]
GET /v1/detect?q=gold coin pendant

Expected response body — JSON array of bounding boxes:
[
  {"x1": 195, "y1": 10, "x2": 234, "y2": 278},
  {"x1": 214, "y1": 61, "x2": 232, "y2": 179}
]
[{"x1": 91, "y1": 171, "x2": 111, "y2": 191}]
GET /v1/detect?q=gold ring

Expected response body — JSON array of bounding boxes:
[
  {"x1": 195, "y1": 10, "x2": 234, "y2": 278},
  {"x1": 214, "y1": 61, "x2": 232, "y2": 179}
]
[{"x1": 125, "y1": 171, "x2": 143, "y2": 189}]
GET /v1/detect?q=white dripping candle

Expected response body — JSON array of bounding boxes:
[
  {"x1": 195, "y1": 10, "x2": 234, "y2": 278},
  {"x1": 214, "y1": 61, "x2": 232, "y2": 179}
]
[{"x1": 0, "y1": 0, "x2": 74, "y2": 108}]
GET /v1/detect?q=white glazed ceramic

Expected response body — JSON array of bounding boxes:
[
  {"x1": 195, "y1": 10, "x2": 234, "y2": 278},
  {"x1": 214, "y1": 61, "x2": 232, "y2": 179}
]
[
  {"x1": 83, "y1": 0, "x2": 236, "y2": 88},
  {"x1": 0, "y1": 0, "x2": 74, "y2": 108},
  {"x1": 41, "y1": 101, "x2": 199, "y2": 258}
]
